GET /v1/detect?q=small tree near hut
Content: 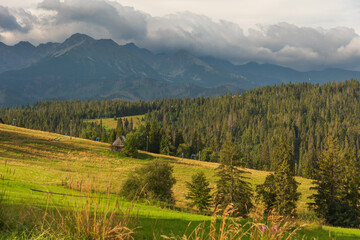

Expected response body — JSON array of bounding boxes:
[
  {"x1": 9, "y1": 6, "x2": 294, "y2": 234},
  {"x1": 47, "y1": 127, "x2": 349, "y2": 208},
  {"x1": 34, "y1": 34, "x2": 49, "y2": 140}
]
[{"x1": 123, "y1": 132, "x2": 138, "y2": 157}]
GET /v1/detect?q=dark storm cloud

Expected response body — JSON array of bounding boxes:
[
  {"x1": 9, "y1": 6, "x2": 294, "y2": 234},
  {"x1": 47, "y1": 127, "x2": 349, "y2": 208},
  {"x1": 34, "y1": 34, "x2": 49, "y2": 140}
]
[
  {"x1": 1, "y1": 0, "x2": 360, "y2": 70},
  {"x1": 144, "y1": 13, "x2": 360, "y2": 70},
  {"x1": 0, "y1": 6, "x2": 32, "y2": 32},
  {"x1": 38, "y1": 0, "x2": 147, "y2": 40}
]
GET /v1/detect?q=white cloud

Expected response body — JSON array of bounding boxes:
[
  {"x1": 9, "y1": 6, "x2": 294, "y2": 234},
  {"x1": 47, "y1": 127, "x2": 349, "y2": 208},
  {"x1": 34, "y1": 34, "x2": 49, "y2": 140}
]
[{"x1": 0, "y1": 0, "x2": 360, "y2": 71}]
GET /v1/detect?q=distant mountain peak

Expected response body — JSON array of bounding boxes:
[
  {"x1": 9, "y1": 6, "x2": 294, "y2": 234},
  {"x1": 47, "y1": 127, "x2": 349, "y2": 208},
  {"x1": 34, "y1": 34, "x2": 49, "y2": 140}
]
[
  {"x1": 61, "y1": 33, "x2": 94, "y2": 46},
  {"x1": 68, "y1": 33, "x2": 93, "y2": 41},
  {"x1": 124, "y1": 42, "x2": 137, "y2": 48},
  {"x1": 52, "y1": 33, "x2": 94, "y2": 57},
  {"x1": 14, "y1": 41, "x2": 35, "y2": 49}
]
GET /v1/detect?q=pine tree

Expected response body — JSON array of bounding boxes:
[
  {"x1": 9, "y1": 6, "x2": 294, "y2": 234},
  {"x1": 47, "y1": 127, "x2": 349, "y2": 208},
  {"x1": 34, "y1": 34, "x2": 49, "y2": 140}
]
[
  {"x1": 260, "y1": 140, "x2": 270, "y2": 170},
  {"x1": 174, "y1": 129, "x2": 184, "y2": 150},
  {"x1": 257, "y1": 140, "x2": 300, "y2": 216},
  {"x1": 116, "y1": 118, "x2": 124, "y2": 137},
  {"x1": 273, "y1": 140, "x2": 301, "y2": 216},
  {"x1": 185, "y1": 171, "x2": 212, "y2": 213},
  {"x1": 339, "y1": 149, "x2": 360, "y2": 227},
  {"x1": 108, "y1": 129, "x2": 116, "y2": 143},
  {"x1": 303, "y1": 136, "x2": 318, "y2": 178},
  {"x1": 191, "y1": 130, "x2": 203, "y2": 155},
  {"x1": 256, "y1": 174, "x2": 276, "y2": 215},
  {"x1": 309, "y1": 137, "x2": 344, "y2": 226},
  {"x1": 160, "y1": 128, "x2": 173, "y2": 155},
  {"x1": 149, "y1": 121, "x2": 161, "y2": 153},
  {"x1": 214, "y1": 134, "x2": 253, "y2": 217}
]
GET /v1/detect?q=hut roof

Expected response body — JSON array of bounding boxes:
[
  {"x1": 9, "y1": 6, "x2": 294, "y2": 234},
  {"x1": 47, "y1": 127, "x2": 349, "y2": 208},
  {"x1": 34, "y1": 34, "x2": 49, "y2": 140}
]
[{"x1": 112, "y1": 136, "x2": 125, "y2": 147}]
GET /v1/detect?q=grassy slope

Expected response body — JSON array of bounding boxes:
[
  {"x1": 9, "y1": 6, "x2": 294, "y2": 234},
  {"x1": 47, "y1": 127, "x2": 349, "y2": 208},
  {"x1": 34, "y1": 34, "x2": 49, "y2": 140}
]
[
  {"x1": 84, "y1": 115, "x2": 145, "y2": 130},
  {"x1": 1, "y1": 123, "x2": 360, "y2": 239}
]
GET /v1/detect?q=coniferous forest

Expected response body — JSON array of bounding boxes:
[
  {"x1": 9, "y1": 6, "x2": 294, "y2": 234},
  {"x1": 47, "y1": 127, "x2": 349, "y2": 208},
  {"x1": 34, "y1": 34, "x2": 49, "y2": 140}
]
[{"x1": 1, "y1": 80, "x2": 360, "y2": 179}]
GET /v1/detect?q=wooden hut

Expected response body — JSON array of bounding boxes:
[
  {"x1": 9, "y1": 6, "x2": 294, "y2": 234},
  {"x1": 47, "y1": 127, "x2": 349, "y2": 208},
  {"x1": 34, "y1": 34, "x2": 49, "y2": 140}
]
[{"x1": 110, "y1": 136, "x2": 125, "y2": 152}]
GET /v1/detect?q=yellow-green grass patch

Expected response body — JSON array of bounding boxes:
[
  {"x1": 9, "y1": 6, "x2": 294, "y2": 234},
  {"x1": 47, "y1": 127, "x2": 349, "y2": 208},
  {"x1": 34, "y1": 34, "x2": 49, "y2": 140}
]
[{"x1": 84, "y1": 114, "x2": 145, "y2": 130}]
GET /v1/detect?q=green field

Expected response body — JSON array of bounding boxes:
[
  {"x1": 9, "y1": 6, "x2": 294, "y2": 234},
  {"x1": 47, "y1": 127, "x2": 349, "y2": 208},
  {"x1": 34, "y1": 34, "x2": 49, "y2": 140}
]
[
  {"x1": 84, "y1": 115, "x2": 145, "y2": 130},
  {"x1": 1, "y1": 123, "x2": 360, "y2": 239}
]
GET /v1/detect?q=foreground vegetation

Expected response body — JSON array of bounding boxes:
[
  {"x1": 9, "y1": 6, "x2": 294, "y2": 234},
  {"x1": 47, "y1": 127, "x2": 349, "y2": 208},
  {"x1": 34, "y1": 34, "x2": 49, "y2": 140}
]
[{"x1": 1, "y1": 124, "x2": 360, "y2": 239}]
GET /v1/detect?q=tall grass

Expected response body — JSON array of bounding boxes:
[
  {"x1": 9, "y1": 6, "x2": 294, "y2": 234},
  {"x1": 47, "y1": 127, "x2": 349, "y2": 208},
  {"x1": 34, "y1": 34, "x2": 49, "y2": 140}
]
[
  {"x1": 162, "y1": 204, "x2": 306, "y2": 240},
  {"x1": 41, "y1": 196, "x2": 138, "y2": 239},
  {"x1": 37, "y1": 173, "x2": 139, "y2": 239},
  {"x1": 0, "y1": 165, "x2": 138, "y2": 239},
  {"x1": 0, "y1": 160, "x2": 13, "y2": 230}
]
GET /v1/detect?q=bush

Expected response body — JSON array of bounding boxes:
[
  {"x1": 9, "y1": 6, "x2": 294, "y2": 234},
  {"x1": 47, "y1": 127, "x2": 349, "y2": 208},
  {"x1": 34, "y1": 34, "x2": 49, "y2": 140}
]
[{"x1": 121, "y1": 159, "x2": 176, "y2": 204}]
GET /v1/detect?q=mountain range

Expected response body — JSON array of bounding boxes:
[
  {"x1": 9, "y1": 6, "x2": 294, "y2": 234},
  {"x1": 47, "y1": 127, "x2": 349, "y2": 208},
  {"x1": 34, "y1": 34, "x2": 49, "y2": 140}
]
[{"x1": 1, "y1": 33, "x2": 359, "y2": 106}]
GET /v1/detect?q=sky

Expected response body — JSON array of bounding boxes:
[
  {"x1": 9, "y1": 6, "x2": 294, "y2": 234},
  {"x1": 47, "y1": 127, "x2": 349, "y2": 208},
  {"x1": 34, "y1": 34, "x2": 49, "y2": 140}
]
[{"x1": 0, "y1": 0, "x2": 360, "y2": 71}]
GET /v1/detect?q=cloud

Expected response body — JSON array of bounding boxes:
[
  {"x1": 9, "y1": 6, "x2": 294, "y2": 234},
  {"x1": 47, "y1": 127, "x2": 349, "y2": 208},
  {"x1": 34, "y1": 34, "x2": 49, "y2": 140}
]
[
  {"x1": 143, "y1": 14, "x2": 360, "y2": 70},
  {"x1": 38, "y1": 0, "x2": 147, "y2": 41},
  {"x1": 0, "y1": 6, "x2": 33, "y2": 33},
  {"x1": 0, "y1": 0, "x2": 360, "y2": 71}
]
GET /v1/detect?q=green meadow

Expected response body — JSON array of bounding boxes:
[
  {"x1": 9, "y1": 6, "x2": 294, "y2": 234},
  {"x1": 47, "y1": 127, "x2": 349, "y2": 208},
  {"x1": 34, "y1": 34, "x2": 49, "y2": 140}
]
[
  {"x1": 1, "y1": 123, "x2": 360, "y2": 239},
  {"x1": 84, "y1": 115, "x2": 145, "y2": 130}
]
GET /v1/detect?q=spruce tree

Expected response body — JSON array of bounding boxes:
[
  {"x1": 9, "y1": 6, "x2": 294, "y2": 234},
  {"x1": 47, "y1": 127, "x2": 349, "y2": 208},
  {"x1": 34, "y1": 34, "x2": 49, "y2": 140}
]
[
  {"x1": 339, "y1": 149, "x2": 360, "y2": 227},
  {"x1": 309, "y1": 137, "x2": 346, "y2": 226},
  {"x1": 273, "y1": 140, "x2": 300, "y2": 216},
  {"x1": 160, "y1": 130, "x2": 172, "y2": 155},
  {"x1": 256, "y1": 174, "x2": 276, "y2": 215},
  {"x1": 214, "y1": 134, "x2": 253, "y2": 217},
  {"x1": 185, "y1": 171, "x2": 212, "y2": 213},
  {"x1": 174, "y1": 129, "x2": 184, "y2": 150},
  {"x1": 116, "y1": 118, "x2": 124, "y2": 137},
  {"x1": 256, "y1": 140, "x2": 300, "y2": 216},
  {"x1": 149, "y1": 121, "x2": 161, "y2": 153}
]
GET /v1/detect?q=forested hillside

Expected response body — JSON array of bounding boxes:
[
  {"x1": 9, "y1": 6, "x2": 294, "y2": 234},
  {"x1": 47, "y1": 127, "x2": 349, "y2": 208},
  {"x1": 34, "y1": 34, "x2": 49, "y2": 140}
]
[
  {"x1": 0, "y1": 99, "x2": 156, "y2": 140},
  {"x1": 147, "y1": 80, "x2": 360, "y2": 177},
  {"x1": 1, "y1": 80, "x2": 360, "y2": 178}
]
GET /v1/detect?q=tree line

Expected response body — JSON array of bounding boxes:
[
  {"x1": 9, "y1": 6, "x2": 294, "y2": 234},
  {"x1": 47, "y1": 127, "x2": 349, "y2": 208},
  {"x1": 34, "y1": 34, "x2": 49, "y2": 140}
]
[
  {"x1": 2, "y1": 80, "x2": 360, "y2": 178},
  {"x1": 0, "y1": 99, "x2": 156, "y2": 142}
]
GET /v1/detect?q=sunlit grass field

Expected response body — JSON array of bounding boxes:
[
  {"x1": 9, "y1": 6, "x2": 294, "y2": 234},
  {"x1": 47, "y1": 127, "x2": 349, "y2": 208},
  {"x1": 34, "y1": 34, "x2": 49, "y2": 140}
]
[
  {"x1": 1, "y1": 123, "x2": 360, "y2": 239},
  {"x1": 84, "y1": 115, "x2": 145, "y2": 130}
]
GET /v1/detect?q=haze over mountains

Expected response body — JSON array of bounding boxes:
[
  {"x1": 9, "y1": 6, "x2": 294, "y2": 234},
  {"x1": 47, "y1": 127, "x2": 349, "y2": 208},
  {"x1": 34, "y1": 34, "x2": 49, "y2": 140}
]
[{"x1": 0, "y1": 33, "x2": 360, "y2": 106}]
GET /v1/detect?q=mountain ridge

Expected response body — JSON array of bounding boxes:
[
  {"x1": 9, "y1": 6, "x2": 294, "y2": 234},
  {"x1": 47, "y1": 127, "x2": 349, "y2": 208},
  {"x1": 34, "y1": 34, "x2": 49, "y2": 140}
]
[{"x1": 0, "y1": 33, "x2": 359, "y2": 106}]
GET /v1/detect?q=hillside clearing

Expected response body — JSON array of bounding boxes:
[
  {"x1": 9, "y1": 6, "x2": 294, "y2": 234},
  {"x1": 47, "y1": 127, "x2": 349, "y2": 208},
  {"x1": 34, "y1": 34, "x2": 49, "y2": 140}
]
[{"x1": 84, "y1": 115, "x2": 145, "y2": 130}]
